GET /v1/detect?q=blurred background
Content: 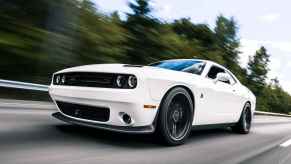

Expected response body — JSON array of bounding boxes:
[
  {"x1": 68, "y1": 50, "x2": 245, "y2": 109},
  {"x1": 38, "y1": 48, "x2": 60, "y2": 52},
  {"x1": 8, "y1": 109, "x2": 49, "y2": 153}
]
[{"x1": 0, "y1": 0, "x2": 290, "y2": 113}]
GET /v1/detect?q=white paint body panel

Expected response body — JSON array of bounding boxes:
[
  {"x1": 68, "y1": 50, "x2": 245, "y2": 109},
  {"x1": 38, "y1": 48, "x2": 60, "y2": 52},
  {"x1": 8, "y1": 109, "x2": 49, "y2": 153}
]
[{"x1": 49, "y1": 60, "x2": 256, "y2": 130}]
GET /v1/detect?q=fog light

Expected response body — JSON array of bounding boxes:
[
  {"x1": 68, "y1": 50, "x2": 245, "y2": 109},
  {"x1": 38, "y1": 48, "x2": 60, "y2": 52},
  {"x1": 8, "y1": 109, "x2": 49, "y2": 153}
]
[
  {"x1": 119, "y1": 112, "x2": 133, "y2": 125},
  {"x1": 122, "y1": 114, "x2": 132, "y2": 124}
]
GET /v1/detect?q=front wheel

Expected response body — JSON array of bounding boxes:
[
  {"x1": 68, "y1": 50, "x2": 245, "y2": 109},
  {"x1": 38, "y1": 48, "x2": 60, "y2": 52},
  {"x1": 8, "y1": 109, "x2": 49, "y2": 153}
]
[
  {"x1": 232, "y1": 103, "x2": 252, "y2": 134},
  {"x1": 156, "y1": 87, "x2": 194, "y2": 146}
]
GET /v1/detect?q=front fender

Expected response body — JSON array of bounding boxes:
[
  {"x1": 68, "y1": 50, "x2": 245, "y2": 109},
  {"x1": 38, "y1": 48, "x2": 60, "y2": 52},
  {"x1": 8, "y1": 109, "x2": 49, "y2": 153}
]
[{"x1": 147, "y1": 79, "x2": 193, "y2": 101}]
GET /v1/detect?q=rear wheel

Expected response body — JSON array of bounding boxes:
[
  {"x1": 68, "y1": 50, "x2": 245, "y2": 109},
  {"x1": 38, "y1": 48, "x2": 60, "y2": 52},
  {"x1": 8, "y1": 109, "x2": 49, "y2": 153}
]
[
  {"x1": 232, "y1": 103, "x2": 252, "y2": 134},
  {"x1": 156, "y1": 87, "x2": 194, "y2": 146}
]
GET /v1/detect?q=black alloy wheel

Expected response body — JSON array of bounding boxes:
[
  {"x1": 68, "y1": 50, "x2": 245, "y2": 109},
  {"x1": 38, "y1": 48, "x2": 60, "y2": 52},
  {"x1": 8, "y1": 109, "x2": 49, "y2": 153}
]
[
  {"x1": 232, "y1": 103, "x2": 252, "y2": 134},
  {"x1": 156, "y1": 87, "x2": 194, "y2": 146}
]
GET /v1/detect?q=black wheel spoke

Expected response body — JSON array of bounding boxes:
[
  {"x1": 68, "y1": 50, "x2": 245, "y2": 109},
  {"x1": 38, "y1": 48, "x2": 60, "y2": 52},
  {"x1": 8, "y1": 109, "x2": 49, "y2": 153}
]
[
  {"x1": 159, "y1": 88, "x2": 193, "y2": 145},
  {"x1": 243, "y1": 106, "x2": 251, "y2": 131},
  {"x1": 243, "y1": 113, "x2": 247, "y2": 130},
  {"x1": 172, "y1": 122, "x2": 177, "y2": 137},
  {"x1": 232, "y1": 103, "x2": 252, "y2": 134},
  {"x1": 166, "y1": 94, "x2": 191, "y2": 140}
]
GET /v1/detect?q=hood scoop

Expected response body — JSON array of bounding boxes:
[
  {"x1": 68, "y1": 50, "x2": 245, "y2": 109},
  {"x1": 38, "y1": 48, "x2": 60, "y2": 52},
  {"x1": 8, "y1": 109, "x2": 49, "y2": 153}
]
[{"x1": 123, "y1": 64, "x2": 144, "y2": 68}]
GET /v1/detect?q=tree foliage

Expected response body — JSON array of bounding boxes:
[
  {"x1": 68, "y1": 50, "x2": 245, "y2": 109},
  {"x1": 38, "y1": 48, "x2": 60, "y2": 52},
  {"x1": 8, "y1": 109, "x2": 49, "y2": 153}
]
[
  {"x1": 247, "y1": 46, "x2": 270, "y2": 96},
  {"x1": 214, "y1": 15, "x2": 240, "y2": 67}
]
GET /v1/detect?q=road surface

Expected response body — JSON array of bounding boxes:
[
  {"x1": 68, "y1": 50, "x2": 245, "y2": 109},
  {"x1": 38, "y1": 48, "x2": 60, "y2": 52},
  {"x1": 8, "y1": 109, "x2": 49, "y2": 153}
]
[{"x1": 1, "y1": 102, "x2": 291, "y2": 164}]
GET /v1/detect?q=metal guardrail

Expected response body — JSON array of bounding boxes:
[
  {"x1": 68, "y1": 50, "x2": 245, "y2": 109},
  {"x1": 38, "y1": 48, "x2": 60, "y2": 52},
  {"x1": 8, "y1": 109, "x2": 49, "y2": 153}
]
[
  {"x1": 0, "y1": 79, "x2": 49, "y2": 92},
  {"x1": 255, "y1": 111, "x2": 291, "y2": 117},
  {"x1": 0, "y1": 98, "x2": 55, "y2": 109}
]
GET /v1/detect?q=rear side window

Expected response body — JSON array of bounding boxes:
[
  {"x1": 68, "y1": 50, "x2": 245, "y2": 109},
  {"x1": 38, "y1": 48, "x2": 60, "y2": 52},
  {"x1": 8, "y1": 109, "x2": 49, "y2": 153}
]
[{"x1": 207, "y1": 66, "x2": 225, "y2": 79}]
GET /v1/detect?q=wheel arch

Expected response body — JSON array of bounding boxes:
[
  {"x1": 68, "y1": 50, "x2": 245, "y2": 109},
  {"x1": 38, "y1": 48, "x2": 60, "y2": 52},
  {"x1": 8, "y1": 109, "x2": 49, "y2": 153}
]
[
  {"x1": 162, "y1": 85, "x2": 195, "y2": 110},
  {"x1": 245, "y1": 101, "x2": 253, "y2": 112},
  {"x1": 239, "y1": 101, "x2": 252, "y2": 119},
  {"x1": 246, "y1": 100, "x2": 251, "y2": 106},
  {"x1": 245, "y1": 100, "x2": 254, "y2": 118},
  {"x1": 153, "y1": 85, "x2": 195, "y2": 129}
]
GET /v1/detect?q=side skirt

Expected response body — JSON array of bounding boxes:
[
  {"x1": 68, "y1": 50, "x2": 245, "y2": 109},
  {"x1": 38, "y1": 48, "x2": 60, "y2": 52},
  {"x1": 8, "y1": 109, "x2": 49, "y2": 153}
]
[{"x1": 191, "y1": 123, "x2": 237, "y2": 131}]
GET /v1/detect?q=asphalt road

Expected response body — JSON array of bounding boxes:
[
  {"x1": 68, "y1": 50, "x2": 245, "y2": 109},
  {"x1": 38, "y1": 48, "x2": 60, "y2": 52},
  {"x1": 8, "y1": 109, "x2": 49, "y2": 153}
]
[{"x1": 1, "y1": 103, "x2": 291, "y2": 164}]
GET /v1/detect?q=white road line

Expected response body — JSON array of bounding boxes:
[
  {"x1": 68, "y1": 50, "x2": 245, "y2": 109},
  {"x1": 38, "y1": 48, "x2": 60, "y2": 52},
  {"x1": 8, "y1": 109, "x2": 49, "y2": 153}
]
[{"x1": 280, "y1": 139, "x2": 291, "y2": 147}]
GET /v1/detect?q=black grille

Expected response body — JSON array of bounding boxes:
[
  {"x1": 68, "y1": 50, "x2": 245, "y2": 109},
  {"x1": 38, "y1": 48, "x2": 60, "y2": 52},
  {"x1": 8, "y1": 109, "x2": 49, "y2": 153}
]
[
  {"x1": 55, "y1": 72, "x2": 116, "y2": 88},
  {"x1": 56, "y1": 101, "x2": 110, "y2": 122}
]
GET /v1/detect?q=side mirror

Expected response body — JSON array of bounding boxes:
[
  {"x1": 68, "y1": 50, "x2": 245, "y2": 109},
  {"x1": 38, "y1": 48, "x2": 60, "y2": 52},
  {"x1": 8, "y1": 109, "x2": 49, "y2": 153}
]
[{"x1": 215, "y1": 72, "x2": 230, "y2": 83}]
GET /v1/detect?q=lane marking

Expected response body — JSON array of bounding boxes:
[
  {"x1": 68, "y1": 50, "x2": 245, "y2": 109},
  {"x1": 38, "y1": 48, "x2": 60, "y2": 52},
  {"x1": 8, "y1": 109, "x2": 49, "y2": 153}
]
[{"x1": 280, "y1": 139, "x2": 291, "y2": 147}]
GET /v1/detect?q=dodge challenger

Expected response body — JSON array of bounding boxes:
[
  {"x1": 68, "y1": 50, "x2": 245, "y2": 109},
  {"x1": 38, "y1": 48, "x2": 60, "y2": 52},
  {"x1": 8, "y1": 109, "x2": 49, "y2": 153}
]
[{"x1": 49, "y1": 59, "x2": 256, "y2": 145}]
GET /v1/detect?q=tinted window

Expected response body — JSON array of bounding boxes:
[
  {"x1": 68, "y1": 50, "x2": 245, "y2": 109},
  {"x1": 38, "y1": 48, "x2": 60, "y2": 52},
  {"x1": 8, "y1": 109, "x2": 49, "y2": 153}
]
[
  {"x1": 149, "y1": 60, "x2": 205, "y2": 75},
  {"x1": 207, "y1": 66, "x2": 225, "y2": 79}
]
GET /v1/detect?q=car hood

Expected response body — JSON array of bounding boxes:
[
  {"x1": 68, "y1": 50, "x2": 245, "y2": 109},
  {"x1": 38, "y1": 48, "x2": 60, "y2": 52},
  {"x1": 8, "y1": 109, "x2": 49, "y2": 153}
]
[
  {"x1": 55, "y1": 63, "x2": 202, "y2": 82},
  {"x1": 56, "y1": 64, "x2": 145, "y2": 75}
]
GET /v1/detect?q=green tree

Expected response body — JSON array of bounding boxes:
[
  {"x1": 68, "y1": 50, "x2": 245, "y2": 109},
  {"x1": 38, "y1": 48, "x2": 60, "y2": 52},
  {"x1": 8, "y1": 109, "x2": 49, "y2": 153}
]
[
  {"x1": 172, "y1": 18, "x2": 216, "y2": 48},
  {"x1": 263, "y1": 79, "x2": 291, "y2": 113},
  {"x1": 214, "y1": 15, "x2": 240, "y2": 70},
  {"x1": 247, "y1": 46, "x2": 270, "y2": 96},
  {"x1": 124, "y1": 0, "x2": 165, "y2": 64},
  {"x1": 129, "y1": 0, "x2": 151, "y2": 16},
  {"x1": 171, "y1": 18, "x2": 225, "y2": 64},
  {"x1": 75, "y1": 0, "x2": 128, "y2": 64},
  {"x1": 0, "y1": 0, "x2": 79, "y2": 82},
  {"x1": 0, "y1": 0, "x2": 128, "y2": 83}
]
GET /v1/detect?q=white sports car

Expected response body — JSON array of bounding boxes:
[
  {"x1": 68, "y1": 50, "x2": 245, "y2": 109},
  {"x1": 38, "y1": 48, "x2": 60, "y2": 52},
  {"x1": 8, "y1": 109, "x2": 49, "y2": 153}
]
[{"x1": 49, "y1": 59, "x2": 256, "y2": 145}]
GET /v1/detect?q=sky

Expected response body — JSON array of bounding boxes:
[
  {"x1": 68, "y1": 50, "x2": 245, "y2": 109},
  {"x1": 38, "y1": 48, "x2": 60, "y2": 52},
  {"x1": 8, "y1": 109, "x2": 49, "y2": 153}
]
[{"x1": 93, "y1": 0, "x2": 291, "y2": 94}]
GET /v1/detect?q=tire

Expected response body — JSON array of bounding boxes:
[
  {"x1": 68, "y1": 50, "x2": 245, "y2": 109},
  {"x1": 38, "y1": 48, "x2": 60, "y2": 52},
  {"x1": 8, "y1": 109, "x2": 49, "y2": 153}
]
[
  {"x1": 156, "y1": 87, "x2": 194, "y2": 146},
  {"x1": 232, "y1": 103, "x2": 252, "y2": 134}
]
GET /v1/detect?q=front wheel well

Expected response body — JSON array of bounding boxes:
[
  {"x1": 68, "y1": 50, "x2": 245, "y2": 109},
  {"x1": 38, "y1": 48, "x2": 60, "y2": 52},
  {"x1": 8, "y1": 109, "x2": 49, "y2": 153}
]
[
  {"x1": 158, "y1": 85, "x2": 195, "y2": 113},
  {"x1": 246, "y1": 101, "x2": 251, "y2": 106},
  {"x1": 152, "y1": 85, "x2": 195, "y2": 130},
  {"x1": 154, "y1": 86, "x2": 195, "y2": 145},
  {"x1": 241, "y1": 101, "x2": 252, "y2": 120},
  {"x1": 245, "y1": 101, "x2": 252, "y2": 111}
]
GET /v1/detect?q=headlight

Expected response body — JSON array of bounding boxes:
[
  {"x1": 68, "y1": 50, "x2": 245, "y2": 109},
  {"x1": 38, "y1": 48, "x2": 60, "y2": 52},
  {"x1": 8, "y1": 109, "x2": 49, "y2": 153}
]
[
  {"x1": 116, "y1": 75, "x2": 137, "y2": 88},
  {"x1": 128, "y1": 75, "x2": 137, "y2": 88},
  {"x1": 116, "y1": 75, "x2": 126, "y2": 88},
  {"x1": 61, "y1": 75, "x2": 66, "y2": 84},
  {"x1": 55, "y1": 75, "x2": 61, "y2": 84}
]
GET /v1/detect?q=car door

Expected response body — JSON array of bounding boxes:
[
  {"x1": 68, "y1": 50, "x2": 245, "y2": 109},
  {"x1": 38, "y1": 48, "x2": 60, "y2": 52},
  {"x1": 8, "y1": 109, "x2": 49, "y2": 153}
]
[
  {"x1": 195, "y1": 65, "x2": 236, "y2": 125},
  {"x1": 225, "y1": 70, "x2": 246, "y2": 122}
]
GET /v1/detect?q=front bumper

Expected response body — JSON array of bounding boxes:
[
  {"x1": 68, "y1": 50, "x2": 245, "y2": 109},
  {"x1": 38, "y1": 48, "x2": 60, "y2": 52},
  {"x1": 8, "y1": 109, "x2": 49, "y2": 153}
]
[
  {"x1": 52, "y1": 112, "x2": 155, "y2": 134},
  {"x1": 49, "y1": 84, "x2": 160, "y2": 128}
]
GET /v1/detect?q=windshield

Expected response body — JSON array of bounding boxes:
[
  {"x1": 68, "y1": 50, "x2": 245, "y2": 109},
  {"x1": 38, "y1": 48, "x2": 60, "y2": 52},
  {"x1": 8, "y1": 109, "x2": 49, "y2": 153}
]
[{"x1": 149, "y1": 60, "x2": 205, "y2": 75}]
